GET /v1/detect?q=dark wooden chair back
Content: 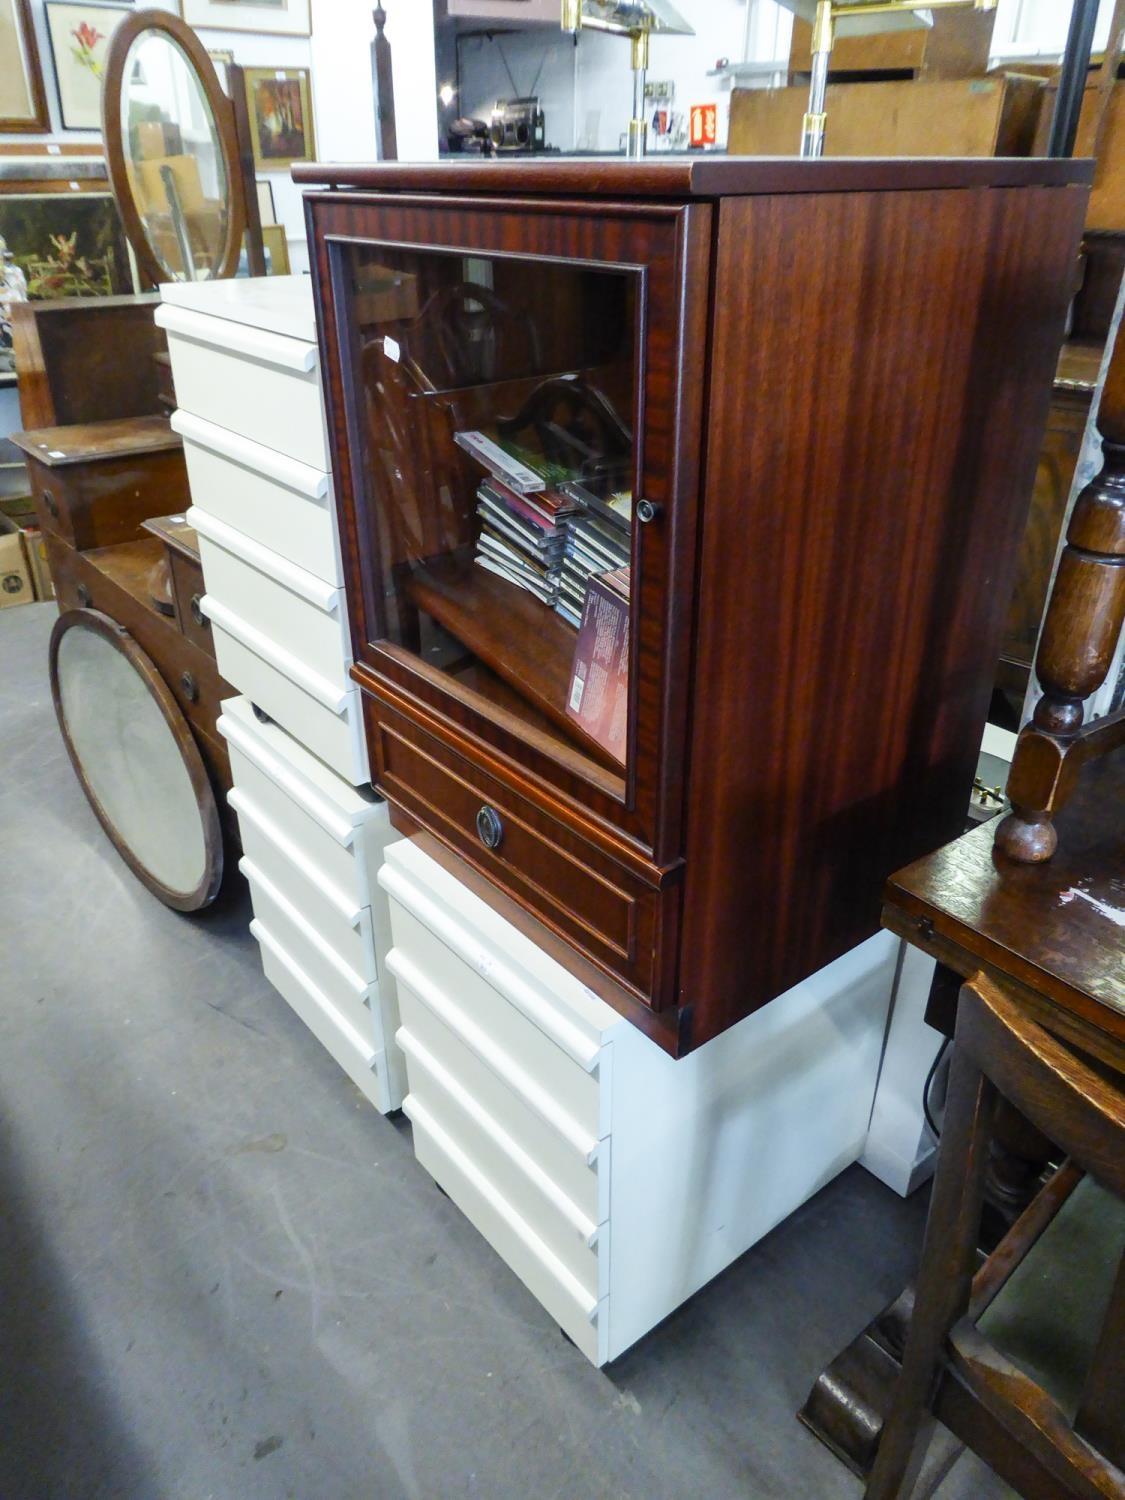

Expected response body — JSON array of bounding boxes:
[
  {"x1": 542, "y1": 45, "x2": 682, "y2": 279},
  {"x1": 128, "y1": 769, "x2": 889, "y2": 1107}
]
[{"x1": 866, "y1": 973, "x2": 1125, "y2": 1499}]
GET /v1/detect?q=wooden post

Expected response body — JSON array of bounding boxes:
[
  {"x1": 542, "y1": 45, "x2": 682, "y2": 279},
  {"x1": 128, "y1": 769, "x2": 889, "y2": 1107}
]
[
  {"x1": 996, "y1": 333, "x2": 1125, "y2": 862},
  {"x1": 372, "y1": 4, "x2": 398, "y2": 162},
  {"x1": 228, "y1": 63, "x2": 268, "y2": 277}
]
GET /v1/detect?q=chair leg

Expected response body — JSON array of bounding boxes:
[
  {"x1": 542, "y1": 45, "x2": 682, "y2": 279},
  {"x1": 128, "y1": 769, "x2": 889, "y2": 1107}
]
[{"x1": 866, "y1": 1045, "x2": 997, "y2": 1498}]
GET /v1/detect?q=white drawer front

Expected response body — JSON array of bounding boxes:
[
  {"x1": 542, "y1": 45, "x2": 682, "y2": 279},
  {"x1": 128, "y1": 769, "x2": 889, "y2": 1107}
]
[
  {"x1": 210, "y1": 615, "x2": 368, "y2": 784},
  {"x1": 161, "y1": 322, "x2": 329, "y2": 470},
  {"x1": 176, "y1": 416, "x2": 341, "y2": 587},
  {"x1": 388, "y1": 905, "x2": 603, "y2": 1143},
  {"x1": 237, "y1": 812, "x2": 377, "y2": 985},
  {"x1": 255, "y1": 920, "x2": 393, "y2": 1114},
  {"x1": 392, "y1": 958, "x2": 605, "y2": 1229},
  {"x1": 400, "y1": 1024, "x2": 605, "y2": 1301},
  {"x1": 244, "y1": 858, "x2": 374, "y2": 1039},
  {"x1": 407, "y1": 1095, "x2": 606, "y2": 1364},
  {"x1": 197, "y1": 532, "x2": 350, "y2": 691}
]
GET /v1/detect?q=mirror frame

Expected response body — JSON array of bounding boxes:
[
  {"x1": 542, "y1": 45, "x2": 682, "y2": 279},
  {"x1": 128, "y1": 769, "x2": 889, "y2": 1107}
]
[
  {"x1": 50, "y1": 607, "x2": 224, "y2": 911},
  {"x1": 102, "y1": 7, "x2": 247, "y2": 287}
]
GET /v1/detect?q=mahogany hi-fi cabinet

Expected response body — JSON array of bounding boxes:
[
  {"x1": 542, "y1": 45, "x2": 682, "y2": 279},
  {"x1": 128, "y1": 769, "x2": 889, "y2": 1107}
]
[{"x1": 296, "y1": 156, "x2": 1092, "y2": 1055}]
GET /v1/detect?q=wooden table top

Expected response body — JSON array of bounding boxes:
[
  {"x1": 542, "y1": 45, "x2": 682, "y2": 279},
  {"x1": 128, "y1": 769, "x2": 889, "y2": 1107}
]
[{"x1": 884, "y1": 754, "x2": 1125, "y2": 1069}]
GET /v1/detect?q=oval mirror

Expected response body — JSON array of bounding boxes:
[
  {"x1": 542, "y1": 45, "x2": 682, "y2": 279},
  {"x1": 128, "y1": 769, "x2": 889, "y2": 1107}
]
[
  {"x1": 50, "y1": 608, "x2": 223, "y2": 911},
  {"x1": 102, "y1": 9, "x2": 246, "y2": 286}
]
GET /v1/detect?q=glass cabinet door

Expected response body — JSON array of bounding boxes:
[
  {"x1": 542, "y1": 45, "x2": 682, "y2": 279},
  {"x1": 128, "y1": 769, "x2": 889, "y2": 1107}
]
[{"x1": 336, "y1": 242, "x2": 640, "y2": 780}]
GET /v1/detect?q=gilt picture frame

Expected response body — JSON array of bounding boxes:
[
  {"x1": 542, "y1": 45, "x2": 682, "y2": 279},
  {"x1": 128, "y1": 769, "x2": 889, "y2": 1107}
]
[
  {"x1": 183, "y1": 0, "x2": 310, "y2": 39},
  {"x1": 243, "y1": 66, "x2": 315, "y2": 171},
  {"x1": 44, "y1": 2, "x2": 132, "y2": 131}
]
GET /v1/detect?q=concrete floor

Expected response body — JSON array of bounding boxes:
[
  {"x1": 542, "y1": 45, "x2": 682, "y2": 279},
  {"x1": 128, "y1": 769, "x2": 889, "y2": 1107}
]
[{"x1": 1, "y1": 600, "x2": 1013, "y2": 1500}]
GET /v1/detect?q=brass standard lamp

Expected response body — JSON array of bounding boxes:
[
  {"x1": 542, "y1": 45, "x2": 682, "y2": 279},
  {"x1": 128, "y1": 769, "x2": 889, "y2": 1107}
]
[
  {"x1": 782, "y1": 0, "x2": 999, "y2": 157},
  {"x1": 561, "y1": 0, "x2": 694, "y2": 159}
]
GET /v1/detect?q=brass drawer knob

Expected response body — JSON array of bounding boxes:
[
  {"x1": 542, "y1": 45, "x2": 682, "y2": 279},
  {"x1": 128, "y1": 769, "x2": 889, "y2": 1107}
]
[{"x1": 475, "y1": 804, "x2": 503, "y2": 851}]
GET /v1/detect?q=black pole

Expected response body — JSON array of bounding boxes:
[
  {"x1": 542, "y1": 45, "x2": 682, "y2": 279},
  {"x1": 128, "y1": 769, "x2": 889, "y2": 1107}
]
[{"x1": 1048, "y1": 0, "x2": 1100, "y2": 157}]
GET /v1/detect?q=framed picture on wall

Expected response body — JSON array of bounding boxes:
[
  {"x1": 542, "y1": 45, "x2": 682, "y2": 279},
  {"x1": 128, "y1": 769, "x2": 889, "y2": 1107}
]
[
  {"x1": 243, "y1": 66, "x2": 315, "y2": 170},
  {"x1": 183, "y1": 0, "x2": 310, "y2": 38},
  {"x1": 0, "y1": 191, "x2": 131, "y2": 297},
  {"x1": 44, "y1": 2, "x2": 132, "y2": 130},
  {"x1": 0, "y1": 0, "x2": 51, "y2": 132}
]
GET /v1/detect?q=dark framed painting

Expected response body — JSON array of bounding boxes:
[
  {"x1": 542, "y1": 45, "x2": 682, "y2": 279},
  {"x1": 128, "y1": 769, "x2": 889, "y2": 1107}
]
[
  {"x1": 0, "y1": 192, "x2": 131, "y2": 298},
  {"x1": 243, "y1": 66, "x2": 315, "y2": 171},
  {"x1": 0, "y1": 0, "x2": 50, "y2": 132}
]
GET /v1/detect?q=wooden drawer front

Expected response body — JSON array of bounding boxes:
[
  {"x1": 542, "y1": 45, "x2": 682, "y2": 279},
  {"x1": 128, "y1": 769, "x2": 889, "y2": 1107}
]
[
  {"x1": 407, "y1": 1096, "x2": 605, "y2": 1365},
  {"x1": 195, "y1": 522, "x2": 350, "y2": 690},
  {"x1": 388, "y1": 939, "x2": 605, "y2": 1223},
  {"x1": 244, "y1": 857, "x2": 373, "y2": 1038},
  {"x1": 254, "y1": 919, "x2": 393, "y2": 1114},
  {"x1": 173, "y1": 411, "x2": 341, "y2": 587},
  {"x1": 157, "y1": 307, "x2": 329, "y2": 470},
  {"x1": 31, "y1": 449, "x2": 189, "y2": 551},
  {"x1": 236, "y1": 810, "x2": 377, "y2": 985},
  {"x1": 207, "y1": 605, "x2": 368, "y2": 783},
  {"x1": 401, "y1": 1025, "x2": 605, "y2": 1302},
  {"x1": 169, "y1": 550, "x2": 213, "y2": 658},
  {"x1": 375, "y1": 709, "x2": 657, "y2": 994}
]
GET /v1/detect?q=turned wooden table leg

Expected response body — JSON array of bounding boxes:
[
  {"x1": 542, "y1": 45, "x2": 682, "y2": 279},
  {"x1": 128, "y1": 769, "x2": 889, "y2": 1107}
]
[{"x1": 996, "y1": 352, "x2": 1125, "y2": 862}]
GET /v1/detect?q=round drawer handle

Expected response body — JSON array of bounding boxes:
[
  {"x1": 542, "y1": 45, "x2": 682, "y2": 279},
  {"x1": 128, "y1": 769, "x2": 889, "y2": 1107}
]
[
  {"x1": 76, "y1": 583, "x2": 92, "y2": 608},
  {"x1": 475, "y1": 804, "x2": 503, "y2": 851},
  {"x1": 636, "y1": 498, "x2": 662, "y2": 524},
  {"x1": 190, "y1": 593, "x2": 208, "y2": 629},
  {"x1": 180, "y1": 670, "x2": 199, "y2": 704},
  {"x1": 42, "y1": 489, "x2": 59, "y2": 520}
]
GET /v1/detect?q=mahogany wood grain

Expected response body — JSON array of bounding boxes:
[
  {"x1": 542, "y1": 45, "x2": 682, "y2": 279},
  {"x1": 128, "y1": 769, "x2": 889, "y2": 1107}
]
[
  {"x1": 308, "y1": 190, "x2": 712, "y2": 865},
  {"x1": 46, "y1": 536, "x2": 232, "y2": 798},
  {"x1": 304, "y1": 162, "x2": 1089, "y2": 1052},
  {"x1": 406, "y1": 559, "x2": 621, "y2": 770},
  {"x1": 294, "y1": 156, "x2": 1092, "y2": 198},
  {"x1": 14, "y1": 434, "x2": 189, "y2": 553},
  {"x1": 680, "y1": 184, "x2": 1088, "y2": 1047},
  {"x1": 885, "y1": 752, "x2": 1125, "y2": 1071},
  {"x1": 11, "y1": 296, "x2": 169, "y2": 431}
]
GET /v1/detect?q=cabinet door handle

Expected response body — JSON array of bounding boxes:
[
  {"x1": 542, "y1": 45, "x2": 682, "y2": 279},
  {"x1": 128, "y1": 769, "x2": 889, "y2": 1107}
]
[
  {"x1": 636, "y1": 498, "x2": 662, "y2": 523},
  {"x1": 475, "y1": 805, "x2": 503, "y2": 851},
  {"x1": 42, "y1": 489, "x2": 59, "y2": 519}
]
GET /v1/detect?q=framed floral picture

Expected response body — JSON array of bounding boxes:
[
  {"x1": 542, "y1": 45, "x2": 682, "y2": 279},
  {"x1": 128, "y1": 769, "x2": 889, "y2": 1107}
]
[
  {"x1": 243, "y1": 66, "x2": 315, "y2": 171},
  {"x1": 0, "y1": 0, "x2": 50, "y2": 132},
  {"x1": 44, "y1": 2, "x2": 132, "y2": 130},
  {"x1": 184, "y1": 0, "x2": 310, "y2": 38}
]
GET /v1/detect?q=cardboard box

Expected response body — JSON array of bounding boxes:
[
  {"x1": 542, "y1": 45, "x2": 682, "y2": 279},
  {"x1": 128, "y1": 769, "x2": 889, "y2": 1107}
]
[
  {"x1": 0, "y1": 529, "x2": 34, "y2": 609},
  {"x1": 22, "y1": 527, "x2": 54, "y2": 601},
  {"x1": 728, "y1": 75, "x2": 1045, "y2": 159}
]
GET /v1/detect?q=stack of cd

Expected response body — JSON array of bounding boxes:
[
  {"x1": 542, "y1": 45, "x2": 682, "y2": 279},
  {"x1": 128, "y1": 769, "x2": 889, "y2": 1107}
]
[
  {"x1": 473, "y1": 479, "x2": 571, "y2": 605},
  {"x1": 555, "y1": 487, "x2": 632, "y2": 628}
]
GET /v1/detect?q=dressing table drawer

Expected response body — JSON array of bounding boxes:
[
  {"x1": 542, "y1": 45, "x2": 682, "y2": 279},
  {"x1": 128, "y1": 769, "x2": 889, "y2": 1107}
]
[
  {"x1": 373, "y1": 705, "x2": 664, "y2": 1000},
  {"x1": 173, "y1": 410, "x2": 342, "y2": 587},
  {"x1": 155, "y1": 304, "x2": 330, "y2": 471}
]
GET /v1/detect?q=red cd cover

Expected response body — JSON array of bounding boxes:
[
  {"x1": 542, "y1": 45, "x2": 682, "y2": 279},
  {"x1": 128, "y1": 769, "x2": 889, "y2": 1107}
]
[{"x1": 566, "y1": 569, "x2": 631, "y2": 765}]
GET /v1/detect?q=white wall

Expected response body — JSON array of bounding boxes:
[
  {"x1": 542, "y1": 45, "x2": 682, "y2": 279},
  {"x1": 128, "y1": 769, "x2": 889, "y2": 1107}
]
[{"x1": 992, "y1": 0, "x2": 1118, "y2": 61}]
